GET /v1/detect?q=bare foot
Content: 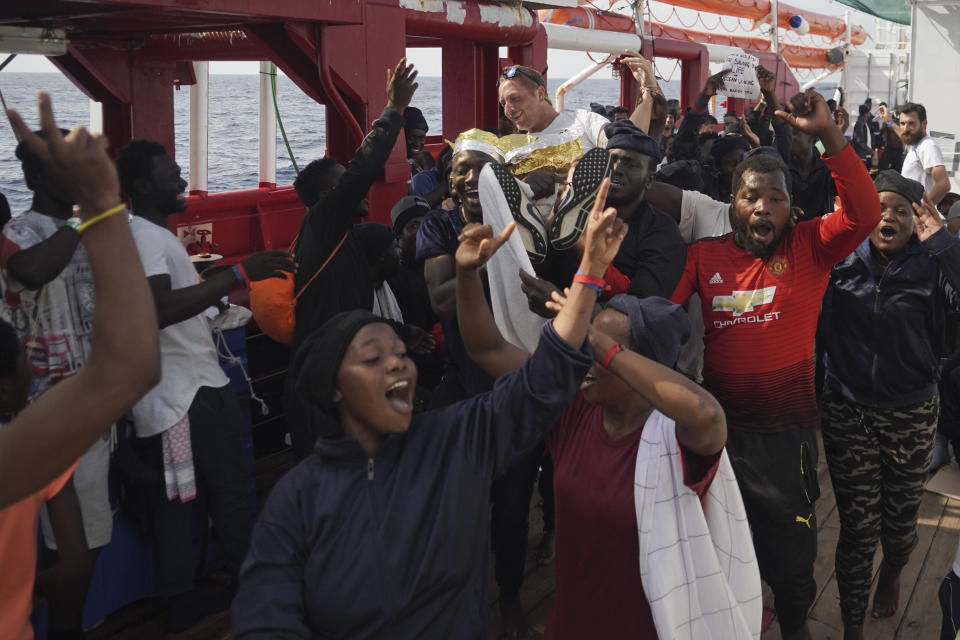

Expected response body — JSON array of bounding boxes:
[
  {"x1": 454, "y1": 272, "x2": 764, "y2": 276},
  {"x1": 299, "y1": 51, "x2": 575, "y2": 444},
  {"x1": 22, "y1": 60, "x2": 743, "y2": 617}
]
[
  {"x1": 844, "y1": 624, "x2": 864, "y2": 640},
  {"x1": 871, "y1": 560, "x2": 901, "y2": 618},
  {"x1": 534, "y1": 530, "x2": 555, "y2": 565},
  {"x1": 499, "y1": 597, "x2": 541, "y2": 639},
  {"x1": 782, "y1": 622, "x2": 812, "y2": 640}
]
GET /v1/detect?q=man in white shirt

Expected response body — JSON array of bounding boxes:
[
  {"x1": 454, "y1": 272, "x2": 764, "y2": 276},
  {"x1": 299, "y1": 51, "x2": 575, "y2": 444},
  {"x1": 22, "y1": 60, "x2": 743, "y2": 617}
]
[
  {"x1": 115, "y1": 139, "x2": 294, "y2": 633},
  {"x1": 898, "y1": 102, "x2": 950, "y2": 204}
]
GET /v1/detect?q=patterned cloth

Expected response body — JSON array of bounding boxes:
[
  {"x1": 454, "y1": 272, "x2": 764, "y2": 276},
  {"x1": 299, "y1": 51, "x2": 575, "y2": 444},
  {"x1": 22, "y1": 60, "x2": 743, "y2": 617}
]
[
  {"x1": 822, "y1": 388, "x2": 938, "y2": 626},
  {"x1": 634, "y1": 410, "x2": 762, "y2": 639},
  {"x1": 0, "y1": 211, "x2": 94, "y2": 398},
  {"x1": 161, "y1": 415, "x2": 196, "y2": 502}
]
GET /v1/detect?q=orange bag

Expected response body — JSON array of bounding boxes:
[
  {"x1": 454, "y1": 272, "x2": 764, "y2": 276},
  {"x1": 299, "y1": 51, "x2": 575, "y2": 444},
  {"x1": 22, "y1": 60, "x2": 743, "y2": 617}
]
[{"x1": 249, "y1": 231, "x2": 349, "y2": 344}]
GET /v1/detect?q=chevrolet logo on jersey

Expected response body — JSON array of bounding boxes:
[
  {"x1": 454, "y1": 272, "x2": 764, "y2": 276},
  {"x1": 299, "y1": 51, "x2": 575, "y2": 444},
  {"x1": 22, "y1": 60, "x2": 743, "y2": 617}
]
[{"x1": 712, "y1": 286, "x2": 777, "y2": 317}]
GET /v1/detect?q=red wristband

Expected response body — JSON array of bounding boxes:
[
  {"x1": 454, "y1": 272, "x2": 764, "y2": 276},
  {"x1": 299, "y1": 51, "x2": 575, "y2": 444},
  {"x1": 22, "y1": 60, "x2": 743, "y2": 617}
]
[
  {"x1": 600, "y1": 343, "x2": 624, "y2": 370},
  {"x1": 573, "y1": 272, "x2": 607, "y2": 291}
]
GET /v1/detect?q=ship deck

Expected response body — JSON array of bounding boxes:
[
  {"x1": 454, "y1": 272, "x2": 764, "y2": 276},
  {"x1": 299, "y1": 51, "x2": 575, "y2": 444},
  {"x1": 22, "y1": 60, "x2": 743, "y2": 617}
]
[{"x1": 86, "y1": 432, "x2": 960, "y2": 640}]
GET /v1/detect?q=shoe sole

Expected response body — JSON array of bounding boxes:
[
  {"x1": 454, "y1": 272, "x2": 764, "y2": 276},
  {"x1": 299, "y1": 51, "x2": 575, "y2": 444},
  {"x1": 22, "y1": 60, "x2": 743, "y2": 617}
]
[
  {"x1": 489, "y1": 163, "x2": 548, "y2": 264},
  {"x1": 549, "y1": 147, "x2": 612, "y2": 251}
]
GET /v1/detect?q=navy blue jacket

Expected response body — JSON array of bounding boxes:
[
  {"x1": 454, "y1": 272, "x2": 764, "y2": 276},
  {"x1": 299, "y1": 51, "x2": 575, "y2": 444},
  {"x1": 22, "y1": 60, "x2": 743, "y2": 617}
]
[
  {"x1": 231, "y1": 323, "x2": 592, "y2": 639},
  {"x1": 824, "y1": 228, "x2": 960, "y2": 408}
]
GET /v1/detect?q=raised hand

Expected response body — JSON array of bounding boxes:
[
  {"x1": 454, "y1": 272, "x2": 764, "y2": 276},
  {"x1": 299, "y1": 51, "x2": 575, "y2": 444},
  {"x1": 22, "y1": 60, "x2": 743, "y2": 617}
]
[
  {"x1": 774, "y1": 88, "x2": 846, "y2": 155},
  {"x1": 386, "y1": 58, "x2": 419, "y2": 114},
  {"x1": 756, "y1": 65, "x2": 777, "y2": 95},
  {"x1": 876, "y1": 104, "x2": 893, "y2": 125},
  {"x1": 756, "y1": 65, "x2": 781, "y2": 112},
  {"x1": 241, "y1": 250, "x2": 297, "y2": 281},
  {"x1": 835, "y1": 106, "x2": 850, "y2": 133},
  {"x1": 914, "y1": 193, "x2": 944, "y2": 242},
  {"x1": 580, "y1": 178, "x2": 628, "y2": 274},
  {"x1": 455, "y1": 221, "x2": 516, "y2": 271},
  {"x1": 621, "y1": 50, "x2": 657, "y2": 88},
  {"x1": 7, "y1": 91, "x2": 120, "y2": 217},
  {"x1": 741, "y1": 117, "x2": 760, "y2": 148},
  {"x1": 702, "y1": 69, "x2": 733, "y2": 99}
]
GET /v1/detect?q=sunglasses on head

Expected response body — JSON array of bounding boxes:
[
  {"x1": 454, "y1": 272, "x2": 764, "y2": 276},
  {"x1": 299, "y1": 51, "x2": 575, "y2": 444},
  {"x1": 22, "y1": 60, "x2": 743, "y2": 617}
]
[{"x1": 498, "y1": 66, "x2": 544, "y2": 87}]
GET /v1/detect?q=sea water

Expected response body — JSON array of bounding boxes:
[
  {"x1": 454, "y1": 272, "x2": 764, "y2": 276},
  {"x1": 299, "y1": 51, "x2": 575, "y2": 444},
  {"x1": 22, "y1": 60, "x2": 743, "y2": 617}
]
[{"x1": 0, "y1": 73, "x2": 680, "y2": 212}]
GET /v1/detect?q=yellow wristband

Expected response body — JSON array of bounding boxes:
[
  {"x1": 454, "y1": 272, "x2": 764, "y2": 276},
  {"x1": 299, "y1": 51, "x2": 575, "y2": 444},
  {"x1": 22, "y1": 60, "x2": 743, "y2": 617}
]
[{"x1": 76, "y1": 203, "x2": 126, "y2": 234}]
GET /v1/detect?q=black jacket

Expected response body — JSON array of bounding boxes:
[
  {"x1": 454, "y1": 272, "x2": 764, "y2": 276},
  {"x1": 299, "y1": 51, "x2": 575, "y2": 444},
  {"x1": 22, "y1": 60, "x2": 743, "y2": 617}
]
[
  {"x1": 232, "y1": 323, "x2": 592, "y2": 638},
  {"x1": 824, "y1": 229, "x2": 960, "y2": 408},
  {"x1": 293, "y1": 108, "x2": 404, "y2": 349}
]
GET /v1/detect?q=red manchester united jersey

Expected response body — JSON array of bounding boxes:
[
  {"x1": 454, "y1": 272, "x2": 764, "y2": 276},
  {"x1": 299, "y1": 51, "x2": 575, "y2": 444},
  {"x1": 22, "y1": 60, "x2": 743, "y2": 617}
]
[{"x1": 671, "y1": 144, "x2": 879, "y2": 432}]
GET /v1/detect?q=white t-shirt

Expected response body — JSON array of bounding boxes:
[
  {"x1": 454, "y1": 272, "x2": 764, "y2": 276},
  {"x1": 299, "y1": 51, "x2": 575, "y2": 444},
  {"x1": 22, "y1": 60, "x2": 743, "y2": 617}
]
[
  {"x1": 676, "y1": 190, "x2": 733, "y2": 382},
  {"x1": 129, "y1": 216, "x2": 229, "y2": 438},
  {"x1": 0, "y1": 211, "x2": 94, "y2": 399},
  {"x1": 901, "y1": 135, "x2": 945, "y2": 195},
  {"x1": 535, "y1": 109, "x2": 610, "y2": 153}
]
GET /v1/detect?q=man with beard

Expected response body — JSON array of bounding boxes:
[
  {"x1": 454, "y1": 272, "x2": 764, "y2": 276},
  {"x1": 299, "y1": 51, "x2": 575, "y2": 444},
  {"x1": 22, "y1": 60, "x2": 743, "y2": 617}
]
[
  {"x1": 898, "y1": 102, "x2": 950, "y2": 205},
  {"x1": 670, "y1": 89, "x2": 881, "y2": 640}
]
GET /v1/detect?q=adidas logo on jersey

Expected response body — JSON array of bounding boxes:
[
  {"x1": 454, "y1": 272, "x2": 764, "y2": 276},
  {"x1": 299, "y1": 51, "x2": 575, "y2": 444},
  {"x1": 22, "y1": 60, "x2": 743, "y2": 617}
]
[{"x1": 709, "y1": 272, "x2": 724, "y2": 285}]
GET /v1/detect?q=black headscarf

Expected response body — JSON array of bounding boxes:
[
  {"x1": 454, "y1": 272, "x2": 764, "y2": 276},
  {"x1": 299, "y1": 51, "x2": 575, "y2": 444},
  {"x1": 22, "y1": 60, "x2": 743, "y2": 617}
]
[
  {"x1": 874, "y1": 169, "x2": 924, "y2": 205},
  {"x1": 291, "y1": 310, "x2": 395, "y2": 412}
]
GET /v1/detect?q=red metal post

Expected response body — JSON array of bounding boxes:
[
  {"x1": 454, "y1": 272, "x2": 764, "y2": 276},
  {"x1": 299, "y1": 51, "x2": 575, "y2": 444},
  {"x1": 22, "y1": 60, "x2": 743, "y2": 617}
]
[
  {"x1": 506, "y1": 25, "x2": 548, "y2": 76},
  {"x1": 130, "y1": 59, "x2": 177, "y2": 155}
]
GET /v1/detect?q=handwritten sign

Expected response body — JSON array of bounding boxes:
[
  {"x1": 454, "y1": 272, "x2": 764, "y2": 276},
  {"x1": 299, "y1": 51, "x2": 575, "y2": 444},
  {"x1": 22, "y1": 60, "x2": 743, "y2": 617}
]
[{"x1": 720, "y1": 52, "x2": 761, "y2": 100}]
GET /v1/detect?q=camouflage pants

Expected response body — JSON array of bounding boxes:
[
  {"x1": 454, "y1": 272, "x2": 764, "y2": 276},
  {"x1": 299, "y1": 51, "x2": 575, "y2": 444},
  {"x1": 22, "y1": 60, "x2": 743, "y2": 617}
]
[{"x1": 821, "y1": 388, "x2": 938, "y2": 626}]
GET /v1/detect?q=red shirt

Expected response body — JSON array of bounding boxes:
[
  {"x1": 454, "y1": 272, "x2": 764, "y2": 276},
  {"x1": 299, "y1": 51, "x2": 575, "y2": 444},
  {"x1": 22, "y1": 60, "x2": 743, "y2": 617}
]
[
  {"x1": 544, "y1": 393, "x2": 720, "y2": 640},
  {"x1": 671, "y1": 144, "x2": 879, "y2": 432}
]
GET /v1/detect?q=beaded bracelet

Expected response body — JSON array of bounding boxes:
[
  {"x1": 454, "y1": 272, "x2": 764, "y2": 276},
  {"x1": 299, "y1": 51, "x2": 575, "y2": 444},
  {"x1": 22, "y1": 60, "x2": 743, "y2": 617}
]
[
  {"x1": 76, "y1": 203, "x2": 126, "y2": 234},
  {"x1": 64, "y1": 216, "x2": 82, "y2": 232}
]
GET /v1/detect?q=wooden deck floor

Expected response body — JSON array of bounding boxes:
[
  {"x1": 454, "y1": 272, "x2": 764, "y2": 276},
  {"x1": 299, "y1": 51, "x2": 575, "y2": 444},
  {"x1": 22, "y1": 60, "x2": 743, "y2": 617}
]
[{"x1": 89, "y1": 436, "x2": 960, "y2": 640}]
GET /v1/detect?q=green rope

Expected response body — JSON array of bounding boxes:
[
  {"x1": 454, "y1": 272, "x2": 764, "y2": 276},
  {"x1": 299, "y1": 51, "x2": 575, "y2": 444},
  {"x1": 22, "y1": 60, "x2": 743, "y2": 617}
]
[{"x1": 269, "y1": 62, "x2": 299, "y2": 175}]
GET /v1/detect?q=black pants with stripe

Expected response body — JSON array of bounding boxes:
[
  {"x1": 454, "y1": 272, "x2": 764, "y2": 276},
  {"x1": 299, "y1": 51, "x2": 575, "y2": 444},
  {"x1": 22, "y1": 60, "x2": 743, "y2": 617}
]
[{"x1": 725, "y1": 426, "x2": 820, "y2": 635}]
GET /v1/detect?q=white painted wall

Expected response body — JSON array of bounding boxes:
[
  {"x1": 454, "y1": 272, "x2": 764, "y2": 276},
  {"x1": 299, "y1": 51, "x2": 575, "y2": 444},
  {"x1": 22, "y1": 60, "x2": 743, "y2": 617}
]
[{"x1": 910, "y1": 0, "x2": 960, "y2": 191}]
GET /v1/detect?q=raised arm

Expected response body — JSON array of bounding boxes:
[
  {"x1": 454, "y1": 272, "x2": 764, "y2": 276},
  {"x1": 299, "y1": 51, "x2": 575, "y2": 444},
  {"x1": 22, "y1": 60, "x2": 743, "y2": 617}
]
[
  {"x1": 0, "y1": 93, "x2": 160, "y2": 508},
  {"x1": 621, "y1": 51, "x2": 658, "y2": 134},
  {"x1": 308, "y1": 59, "x2": 418, "y2": 239},
  {"x1": 448, "y1": 179, "x2": 627, "y2": 477},
  {"x1": 455, "y1": 221, "x2": 528, "y2": 378},
  {"x1": 589, "y1": 325, "x2": 726, "y2": 455},
  {"x1": 776, "y1": 89, "x2": 880, "y2": 265}
]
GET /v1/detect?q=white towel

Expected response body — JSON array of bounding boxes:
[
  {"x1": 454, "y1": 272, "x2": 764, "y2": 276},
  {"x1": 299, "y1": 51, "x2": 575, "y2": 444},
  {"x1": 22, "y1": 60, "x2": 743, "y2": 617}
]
[
  {"x1": 634, "y1": 411, "x2": 762, "y2": 640},
  {"x1": 477, "y1": 163, "x2": 548, "y2": 353},
  {"x1": 372, "y1": 281, "x2": 404, "y2": 323}
]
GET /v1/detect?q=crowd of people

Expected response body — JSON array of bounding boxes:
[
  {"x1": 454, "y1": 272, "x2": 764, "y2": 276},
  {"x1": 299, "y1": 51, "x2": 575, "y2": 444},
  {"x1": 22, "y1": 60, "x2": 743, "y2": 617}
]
[{"x1": 1, "y1": 50, "x2": 960, "y2": 640}]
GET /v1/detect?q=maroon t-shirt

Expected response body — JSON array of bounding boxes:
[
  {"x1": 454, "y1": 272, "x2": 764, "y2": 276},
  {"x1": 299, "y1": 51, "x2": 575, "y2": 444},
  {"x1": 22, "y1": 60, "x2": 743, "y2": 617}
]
[{"x1": 544, "y1": 393, "x2": 721, "y2": 640}]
